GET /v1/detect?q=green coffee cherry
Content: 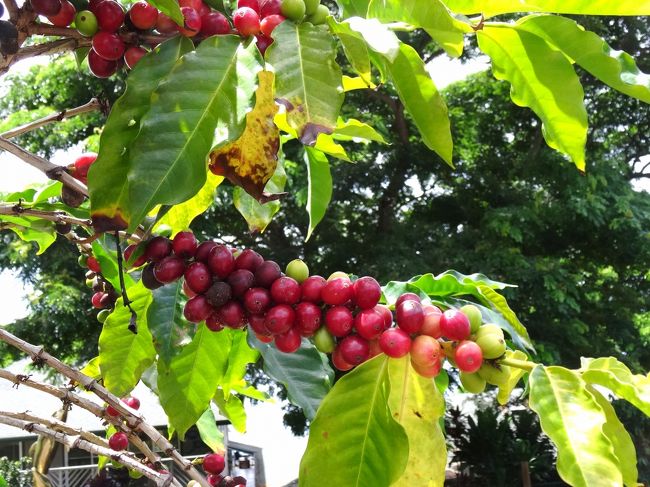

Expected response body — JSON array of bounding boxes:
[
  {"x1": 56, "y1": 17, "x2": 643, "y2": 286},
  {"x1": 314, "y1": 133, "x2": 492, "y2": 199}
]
[
  {"x1": 460, "y1": 371, "x2": 487, "y2": 393},
  {"x1": 307, "y1": 4, "x2": 329, "y2": 25},
  {"x1": 475, "y1": 323, "x2": 504, "y2": 339},
  {"x1": 97, "y1": 309, "x2": 111, "y2": 323},
  {"x1": 477, "y1": 362, "x2": 511, "y2": 386},
  {"x1": 476, "y1": 333, "x2": 506, "y2": 359},
  {"x1": 281, "y1": 0, "x2": 306, "y2": 21},
  {"x1": 327, "y1": 271, "x2": 348, "y2": 281},
  {"x1": 286, "y1": 259, "x2": 309, "y2": 283},
  {"x1": 303, "y1": 0, "x2": 319, "y2": 15},
  {"x1": 314, "y1": 326, "x2": 335, "y2": 354},
  {"x1": 78, "y1": 254, "x2": 88, "y2": 268},
  {"x1": 460, "y1": 304, "x2": 482, "y2": 334},
  {"x1": 75, "y1": 10, "x2": 98, "y2": 37}
]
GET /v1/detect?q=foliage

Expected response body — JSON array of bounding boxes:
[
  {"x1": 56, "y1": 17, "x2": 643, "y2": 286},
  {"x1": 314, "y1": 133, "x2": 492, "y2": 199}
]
[{"x1": 0, "y1": 457, "x2": 32, "y2": 487}]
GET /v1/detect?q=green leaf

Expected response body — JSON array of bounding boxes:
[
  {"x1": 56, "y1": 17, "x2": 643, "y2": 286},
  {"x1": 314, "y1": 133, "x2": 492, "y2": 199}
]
[
  {"x1": 98, "y1": 282, "x2": 155, "y2": 397},
  {"x1": 154, "y1": 173, "x2": 223, "y2": 236},
  {"x1": 80, "y1": 356, "x2": 101, "y2": 380},
  {"x1": 477, "y1": 24, "x2": 587, "y2": 170},
  {"x1": 579, "y1": 356, "x2": 650, "y2": 416},
  {"x1": 196, "y1": 408, "x2": 225, "y2": 454},
  {"x1": 304, "y1": 147, "x2": 333, "y2": 241},
  {"x1": 336, "y1": 0, "x2": 370, "y2": 17},
  {"x1": 92, "y1": 237, "x2": 135, "y2": 292},
  {"x1": 267, "y1": 22, "x2": 344, "y2": 144},
  {"x1": 233, "y1": 158, "x2": 286, "y2": 233},
  {"x1": 0, "y1": 216, "x2": 56, "y2": 254},
  {"x1": 147, "y1": 281, "x2": 191, "y2": 364},
  {"x1": 328, "y1": 18, "x2": 372, "y2": 85},
  {"x1": 222, "y1": 330, "x2": 260, "y2": 392},
  {"x1": 385, "y1": 42, "x2": 453, "y2": 165},
  {"x1": 157, "y1": 324, "x2": 232, "y2": 439},
  {"x1": 213, "y1": 389, "x2": 247, "y2": 433},
  {"x1": 332, "y1": 118, "x2": 387, "y2": 144},
  {"x1": 89, "y1": 37, "x2": 194, "y2": 232},
  {"x1": 587, "y1": 386, "x2": 639, "y2": 487},
  {"x1": 516, "y1": 15, "x2": 650, "y2": 104},
  {"x1": 496, "y1": 350, "x2": 529, "y2": 404},
  {"x1": 367, "y1": 0, "x2": 470, "y2": 57},
  {"x1": 345, "y1": 17, "x2": 400, "y2": 62},
  {"x1": 299, "y1": 355, "x2": 409, "y2": 486},
  {"x1": 443, "y1": 0, "x2": 650, "y2": 17},
  {"x1": 476, "y1": 285, "x2": 532, "y2": 351},
  {"x1": 74, "y1": 47, "x2": 90, "y2": 68},
  {"x1": 528, "y1": 366, "x2": 624, "y2": 487},
  {"x1": 249, "y1": 334, "x2": 333, "y2": 420},
  {"x1": 125, "y1": 36, "x2": 262, "y2": 232},
  {"x1": 342, "y1": 75, "x2": 375, "y2": 91},
  {"x1": 387, "y1": 357, "x2": 446, "y2": 486},
  {"x1": 146, "y1": 0, "x2": 182, "y2": 24}
]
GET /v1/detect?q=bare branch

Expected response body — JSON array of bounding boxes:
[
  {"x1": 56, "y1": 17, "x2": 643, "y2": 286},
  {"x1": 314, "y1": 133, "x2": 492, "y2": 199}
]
[
  {"x1": 8, "y1": 37, "x2": 91, "y2": 66},
  {"x1": 4, "y1": 0, "x2": 21, "y2": 22},
  {"x1": 0, "y1": 414, "x2": 170, "y2": 485},
  {"x1": 0, "y1": 204, "x2": 92, "y2": 227}
]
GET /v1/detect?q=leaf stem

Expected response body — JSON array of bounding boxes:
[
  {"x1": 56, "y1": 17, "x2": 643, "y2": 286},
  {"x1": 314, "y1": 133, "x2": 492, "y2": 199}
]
[{"x1": 498, "y1": 357, "x2": 537, "y2": 373}]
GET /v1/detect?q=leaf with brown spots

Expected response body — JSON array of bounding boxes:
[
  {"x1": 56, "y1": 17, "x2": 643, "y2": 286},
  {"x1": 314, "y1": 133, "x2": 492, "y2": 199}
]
[{"x1": 208, "y1": 70, "x2": 281, "y2": 203}]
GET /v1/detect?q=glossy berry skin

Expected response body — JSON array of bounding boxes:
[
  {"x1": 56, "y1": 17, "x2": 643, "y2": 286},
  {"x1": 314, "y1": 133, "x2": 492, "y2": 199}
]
[
  {"x1": 94, "y1": 0, "x2": 125, "y2": 32},
  {"x1": 128, "y1": 1, "x2": 158, "y2": 29},
  {"x1": 260, "y1": 0, "x2": 282, "y2": 16},
  {"x1": 124, "y1": 46, "x2": 147, "y2": 69},
  {"x1": 178, "y1": 6, "x2": 201, "y2": 36},
  {"x1": 206, "y1": 311, "x2": 224, "y2": 332},
  {"x1": 91, "y1": 292, "x2": 106, "y2": 309},
  {"x1": 420, "y1": 304, "x2": 442, "y2": 338},
  {"x1": 92, "y1": 31, "x2": 125, "y2": 61},
  {"x1": 321, "y1": 277, "x2": 353, "y2": 306},
  {"x1": 122, "y1": 396, "x2": 140, "y2": 410},
  {"x1": 182, "y1": 280, "x2": 197, "y2": 298},
  {"x1": 254, "y1": 260, "x2": 281, "y2": 288},
  {"x1": 72, "y1": 153, "x2": 97, "y2": 184},
  {"x1": 352, "y1": 276, "x2": 381, "y2": 310},
  {"x1": 339, "y1": 335, "x2": 370, "y2": 365},
  {"x1": 88, "y1": 49, "x2": 118, "y2": 77},
  {"x1": 172, "y1": 231, "x2": 197, "y2": 257},
  {"x1": 180, "y1": 0, "x2": 210, "y2": 15},
  {"x1": 227, "y1": 269, "x2": 255, "y2": 298},
  {"x1": 454, "y1": 340, "x2": 483, "y2": 373},
  {"x1": 153, "y1": 256, "x2": 185, "y2": 283},
  {"x1": 395, "y1": 292, "x2": 420, "y2": 307},
  {"x1": 232, "y1": 7, "x2": 260, "y2": 36},
  {"x1": 248, "y1": 313, "x2": 271, "y2": 336},
  {"x1": 270, "y1": 276, "x2": 301, "y2": 304},
  {"x1": 47, "y1": 0, "x2": 76, "y2": 26},
  {"x1": 255, "y1": 34, "x2": 273, "y2": 55},
  {"x1": 439, "y1": 309, "x2": 471, "y2": 341},
  {"x1": 87, "y1": 256, "x2": 101, "y2": 273},
  {"x1": 378, "y1": 328, "x2": 411, "y2": 358},
  {"x1": 238, "y1": 0, "x2": 259, "y2": 12},
  {"x1": 31, "y1": 0, "x2": 62, "y2": 17},
  {"x1": 109, "y1": 432, "x2": 129, "y2": 451},
  {"x1": 294, "y1": 302, "x2": 321, "y2": 336},
  {"x1": 195, "y1": 241, "x2": 217, "y2": 263},
  {"x1": 145, "y1": 236, "x2": 172, "y2": 262},
  {"x1": 264, "y1": 304, "x2": 295, "y2": 335},
  {"x1": 234, "y1": 249, "x2": 263, "y2": 272},
  {"x1": 200, "y1": 11, "x2": 231, "y2": 36},
  {"x1": 375, "y1": 304, "x2": 393, "y2": 329},
  {"x1": 75, "y1": 10, "x2": 99, "y2": 36},
  {"x1": 410, "y1": 335, "x2": 442, "y2": 367},
  {"x1": 280, "y1": 0, "x2": 305, "y2": 21},
  {"x1": 275, "y1": 327, "x2": 302, "y2": 353},
  {"x1": 217, "y1": 300, "x2": 246, "y2": 329},
  {"x1": 354, "y1": 308, "x2": 384, "y2": 340},
  {"x1": 183, "y1": 295, "x2": 213, "y2": 323},
  {"x1": 332, "y1": 345, "x2": 354, "y2": 371},
  {"x1": 300, "y1": 275, "x2": 326, "y2": 303},
  {"x1": 208, "y1": 245, "x2": 236, "y2": 279},
  {"x1": 141, "y1": 264, "x2": 163, "y2": 290},
  {"x1": 155, "y1": 12, "x2": 177, "y2": 33},
  {"x1": 307, "y1": 3, "x2": 328, "y2": 24},
  {"x1": 203, "y1": 453, "x2": 226, "y2": 475},
  {"x1": 411, "y1": 358, "x2": 442, "y2": 378},
  {"x1": 123, "y1": 244, "x2": 146, "y2": 268},
  {"x1": 285, "y1": 258, "x2": 308, "y2": 283},
  {"x1": 184, "y1": 262, "x2": 212, "y2": 294},
  {"x1": 324, "y1": 305, "x2": 353, "y2": 337},
  {"x1": 243, "y1": 287, "x2": 271, "y2": 314},
  {"x1": 396, "y1": 299, "x2": 424, "y2": 334}
]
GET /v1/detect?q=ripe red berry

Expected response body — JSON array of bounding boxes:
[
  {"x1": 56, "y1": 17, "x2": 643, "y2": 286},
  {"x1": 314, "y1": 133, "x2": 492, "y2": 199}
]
[
  {"x1": 153, "y1": 256, "x2": 185, "y2": 283},
  {"x1": 411, "y1": 358, "x2": 442, "y2": 378},
  {"x1": 203, "y1": 453, "x2": 226, "y2": 475},
  {"x1": 108, "y1": 432, "x2": 129, "y2": 451},
  {"x1": 92, "y1": 31, "x2": 125, "y2": 61},
  {"x1": 260, "y1": 0, "x2": 281, "y2": 17},
  {"x1": 47, "y1": 0, "x2": 76, "y2": 26},
  {"x1": 264, "y1": 304, "x2": 295, "y2": 335},
  {"x1": 237, "y1": 0, "x2": 259, "y2": 12},
  {"x1": 396, "y1": 299, "x2": 424, "y2": 334},
  {"x1": 375, "y1": 304, "x2": 393, "y2": 329},
  {"x1": 420, "y1": 304, "x2": 443, "y2": 338},
  {"x1": 124, "y1": 46, "x2": 147, "y2": 68},
  {"x1": 200, "y1": 11, "x2": 231, "y2": 36},
  {"x1": 207, "y1": 474, "x2": 223, "y2": 486},
  {"x1": 368, "y1": 339, "x2": 382, "y2": 358},
  {"x1": 294, "y1": 302, "x2": 321, "y2": 336},
  {"x1": 91, "y1": 292, "x2": 106, "y2": 309},
  {"x1": 243, "y1": 287, "x2": 272, "y2": 314},
  {"x1": 254, "y1": 260, "x2": 281, "y2": 288},
  {"x1": 324, "y1": 305, "x2": 353, "y2": 337},
  {"x1": 155, "y1": 12, "x2": 177, "y2": 33},
  {"x1": 410, "y1": 335, "x2": 442, "y2": 367},
  {"x1": 274, "y1": 327, "x2": 302, "y2": 353},
  {"x1": 270, "y1": 276, "x2": 301, "y2": 304},
  {"x1": 235, "y1": 249, "x2": 264, "y2": 272},
  {"x1": 182, "y1": 280, "x2": 197, "y2": 298},
  {"x1": 439, "y1": 309, "x2": 471, "y2": 341},
  {"x1": 88, "y1": 49, "x2": 118, "y2": 77},
  {"x1": 172, "y1": 231, "x2": 197, "y2": 257},
  {"x1": 332, "y1": 345, "x2": 354, "y2": 371},
  {"x1": 87, "y1": 256, "x2": 101, "y2": 273},
  {"x1": 128, "y1": 1, "x2": 158, "y2": 29},
  {"x1": 454, "y1": 340, "x2": 483, "y2": 373},
  {"x1": 184, "y1": 262, "x2": 212, "y2": 294},
  {"x1": 195, "y1": 241, "x2": 217, "y2": 262},
  {"x1": 248, "y1": 313, "x2": 271, "y2": 336},
  {"x1": 300, "y1": 275, "x2": 326, "y2": 303},
  {"x1": 208, "y1": 245, "x2": 235, "y2": 279},
  {"x1": 232, "y1": 7, "x2": 260, "y2": 36},
  {"x1": 395, "y1": 292, "x2": 420, "y2": 307},
  {"x1": 145, "y1": 236, "x2": 172, "y2": 262},
  {"x1": 123, "y1": 244, "x2": 146, "y2": 268},
  {"x1": 228, "y1": 269, "x2": 255, "y2": 297},
  {"x1": 378, "y1": 328, "x2": 411, "y2": 358},
  {"x1": 217, "y1": 300, "x2": 246, "y2": 329},
  {"x1": 255, "y1": 34, "x2": 273, "y2": 55},
  {"x1": 183, "y1": 295, "x2": 213, "y2": 323},
  {"x1": 122, "y1": 396, "x2": 140, "y2": 410},
  {"x1": 339, "y1": 335, "x2": 370, "y2": 365},
  {"x1": 321, "y1": 277, "x2": 353, "y2": 306},
  {"x1": 206, "y1": 311, "x2": 224, "y2": 332},
  {"x1": 354, "y1": 308, "x2": 384, "y2": 340},
  {"x1": 94, "y1": 0, "x2": 125, "y2": 32},
  {"x1": 72, "y1": 153, "x2": 97, "y2": 184},
  {"x1": 31, "y1": 0, "x2": 62, "y2": 16},
  {"x1": 352, "y1": 276, "x2": 381, "y2": 310},
  {"x1": 177, "y1": 6, "x2": 201, "y2": 36},
  {"x1": 180, "y1": 0, "x2": 209, "y2": 15},
  {"x1": 259, "y1": 13, "x2": 284, "y2": 36}
]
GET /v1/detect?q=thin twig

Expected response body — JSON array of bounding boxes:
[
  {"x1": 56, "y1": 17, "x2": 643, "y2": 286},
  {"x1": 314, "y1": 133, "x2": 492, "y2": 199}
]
[
  {"x1": 0, "y1": 329, "x2": 210, "y2": 487},
  {"x1": 0, "y1": 415, "x2": 169, "y2": 485},
  {"x1": 0, "y1": 204, "x2": 92, "y2": 227},
  {"x1": 6, "y1": 37, "x2": 91, "y2": 67},
  {"x1": 1, "y1": 99, "x2": 102, "y2": 140},
  {"x1": 4, "y1": 0, "x2": 20, "y2": 22}
]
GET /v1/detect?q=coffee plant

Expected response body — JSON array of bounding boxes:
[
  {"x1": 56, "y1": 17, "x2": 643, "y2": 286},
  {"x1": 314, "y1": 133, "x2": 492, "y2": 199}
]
[{"x1": 0, "y1": 0, "x2": 649, "y2": 485}]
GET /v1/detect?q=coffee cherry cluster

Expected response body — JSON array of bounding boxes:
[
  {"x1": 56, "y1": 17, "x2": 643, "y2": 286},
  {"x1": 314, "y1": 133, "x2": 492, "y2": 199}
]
[
  {"x1": 78, "y1": 252, "x2": 120, "y2": 322},
  {"x1": 195, "y1": 452, "x2": 246, "y2": 487},
  {"x1": 105, "y1": 395, "x2": 140, "y2": 452}
]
